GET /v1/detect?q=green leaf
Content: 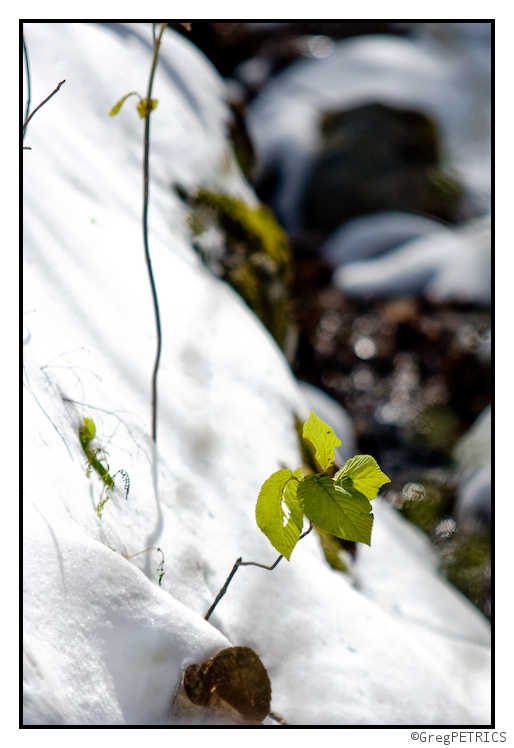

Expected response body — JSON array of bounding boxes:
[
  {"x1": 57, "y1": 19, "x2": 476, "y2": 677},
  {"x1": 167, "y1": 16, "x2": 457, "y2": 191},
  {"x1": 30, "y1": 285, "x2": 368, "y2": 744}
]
[
  {"x1": 109, "y1": 92, "x2": 140, "y2": 117},
  {"x1": 79, "y1": 417, "x2": 96, "y2": 448},
  {"x1": 333, "y1": 455, "x2": 390, "y2": 501},
  {"x1": 297, "y1": 473, "x2": 373, "y2": 546},
  {"x1": 256, "y1": 468, "x2": 303, "y2": 560},
  {"x1": 136, "y1": 98, "x2": 158, "y2": 118},
  {"x1": 302, "y1": 411, "x2": 341, "y2": 472}
]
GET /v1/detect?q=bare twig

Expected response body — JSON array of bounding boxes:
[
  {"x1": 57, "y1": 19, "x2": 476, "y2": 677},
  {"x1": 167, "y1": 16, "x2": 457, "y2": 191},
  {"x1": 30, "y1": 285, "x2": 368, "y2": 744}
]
[
  {"x1": 204, "y1": 523, "x2": 313, "y2": 621},
  {"x1": 23, "y1": 79, "x2": 65, "y2": 135},
  {"x1": 142, "y1": 24, "x2": 166, "y2": 442}
]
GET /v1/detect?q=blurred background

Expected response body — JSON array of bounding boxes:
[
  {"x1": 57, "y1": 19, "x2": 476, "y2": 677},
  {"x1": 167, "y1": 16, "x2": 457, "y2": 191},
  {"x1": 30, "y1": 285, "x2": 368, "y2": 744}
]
[{"x1": 171, "y1": 22, "x2": 492, "y2": 619}]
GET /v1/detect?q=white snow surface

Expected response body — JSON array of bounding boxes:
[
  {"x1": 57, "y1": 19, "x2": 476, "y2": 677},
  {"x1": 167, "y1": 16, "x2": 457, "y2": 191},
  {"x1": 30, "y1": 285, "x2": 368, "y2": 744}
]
[
  {"x1": 321, "y1": 211, "x2": 447, "y2": 267},
  {"x1": 333, "y1": 213, "x2": 491, "y2": 304},
  {"x1": 23, "y1": 23, "x2": 490, "y2": 726}
]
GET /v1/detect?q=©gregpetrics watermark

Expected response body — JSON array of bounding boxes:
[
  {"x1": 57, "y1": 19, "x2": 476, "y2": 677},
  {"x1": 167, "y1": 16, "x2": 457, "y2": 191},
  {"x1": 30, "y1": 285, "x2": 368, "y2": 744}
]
[{"x1": 411, "y1": 733, "x2": 506, "y2": 745}]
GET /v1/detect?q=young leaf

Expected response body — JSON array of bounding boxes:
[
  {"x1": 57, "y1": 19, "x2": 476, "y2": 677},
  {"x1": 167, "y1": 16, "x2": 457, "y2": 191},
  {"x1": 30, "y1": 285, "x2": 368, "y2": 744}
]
[
  {"x1": 109, "y1": 92, "x2": 141, "y2": 117},
  {"x1": 256, "y1": 468, "x2": 303, "y2": 560},
  {"x1": 297, "y1": 473, "x2": 373, "y2": 546},
  {"x1": 137, "y1": 98, "x2": 158, "y2": 119},
  {"x1": 333, "y1": 454, "x2": 390, "y2": 501},
  {"x1": 302, "y1": 411, "x2": 341, "y2": 472},
  {"x1": 79, "y1": 417, "x2": 96, "y2": 448}
]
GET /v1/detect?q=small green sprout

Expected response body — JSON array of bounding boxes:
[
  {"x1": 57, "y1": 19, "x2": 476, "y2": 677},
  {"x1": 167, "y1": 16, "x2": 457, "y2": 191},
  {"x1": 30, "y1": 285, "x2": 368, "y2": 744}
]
[
  {"x1": 109, "y1": 92, "x2": 158, "y2": 119},
  {"x1": 79, "y1": 417, "x2": 129, "y2": 518}
]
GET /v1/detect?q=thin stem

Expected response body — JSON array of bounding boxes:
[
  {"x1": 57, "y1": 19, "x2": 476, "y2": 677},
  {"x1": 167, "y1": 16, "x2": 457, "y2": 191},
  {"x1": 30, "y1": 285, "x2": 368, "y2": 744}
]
[
  {"x1": 23, "y1": 35, "x2": 30, "y2": 139},
  {"x1": 204, "y1": 522, "x2": 313, "y2": 621},
  {"x1": 125, "y1": 546, "x2": 165, "y2": 585},
  {"x1": 125, "y1": 546, "x2": 161, "y2": 560},
  {"x1": 23, "y1": 79, "x2": 65, "y2": 133},
  {"x1": 142, "y1": 23, "x2": 166, "y2": 443},
  {"x1": 204, "y1": 558, "x2": 243, "y2": 621}
]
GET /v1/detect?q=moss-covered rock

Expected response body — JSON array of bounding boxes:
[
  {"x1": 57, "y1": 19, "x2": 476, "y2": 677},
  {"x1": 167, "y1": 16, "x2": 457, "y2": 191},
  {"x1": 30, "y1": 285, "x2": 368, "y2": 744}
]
[
  {"x1": 439, "y1": 526, "x2": 491, "y2": 618},
  {"x1": 180, "y1": 187, "x2": 294, "y2": 349}
]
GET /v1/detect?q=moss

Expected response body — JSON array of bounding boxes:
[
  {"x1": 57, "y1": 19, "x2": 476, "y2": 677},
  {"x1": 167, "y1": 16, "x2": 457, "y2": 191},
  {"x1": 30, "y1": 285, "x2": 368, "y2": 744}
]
[
  {"x1": 411, "y1": 404, "x2": 461, "y2": 453},
  {"x1": 183, "y1": 187, "x2": 294, "y2": 349},
  {"x1": 399, "y1": 487, "x2": 445, "y2": 535},
  {"x1": 227, "y1": 100, "x2": 256, "y2": 180},
  {"x1": 439, "y1": 527, "x2": 491, "y2": 618},
  {"x1": 398, "y1": 475, "x2": 490, "y2": 618}
]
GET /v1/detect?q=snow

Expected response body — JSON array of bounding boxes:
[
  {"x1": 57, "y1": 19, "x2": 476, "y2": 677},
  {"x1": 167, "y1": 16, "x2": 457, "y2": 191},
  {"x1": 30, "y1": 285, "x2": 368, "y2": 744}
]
[
  {"x1": 453, "y1": 407, "x2": 492, "y2": 527},
  {"x1": 23, "y1": 23, "x2": 490, "y2": 726},
  {"x1": 321, "y1": 211, "x2": 447, "y2": 267},
  {"x1": 333, "y1": 214, "x2": 491, "y2": 304}
]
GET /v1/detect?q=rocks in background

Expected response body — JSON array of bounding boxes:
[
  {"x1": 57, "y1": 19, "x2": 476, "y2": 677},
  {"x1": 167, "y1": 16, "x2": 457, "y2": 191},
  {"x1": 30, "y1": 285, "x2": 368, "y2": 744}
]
[
  {"x1": 301, "y1": 103, "x2": 462, "y2": 234},
  {"x1": 170, "y1": 22, "x2": 411, "y2": 99},
  {"x1": 248, "y1": 31, "x2": 491, "y2": 233}
]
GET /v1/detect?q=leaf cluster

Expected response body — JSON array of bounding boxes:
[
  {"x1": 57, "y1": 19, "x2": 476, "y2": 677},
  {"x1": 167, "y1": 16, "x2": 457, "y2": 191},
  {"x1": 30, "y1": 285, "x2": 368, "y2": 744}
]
[{"x1": 255, "y1": 411, "x2": 390, "y2": 560}]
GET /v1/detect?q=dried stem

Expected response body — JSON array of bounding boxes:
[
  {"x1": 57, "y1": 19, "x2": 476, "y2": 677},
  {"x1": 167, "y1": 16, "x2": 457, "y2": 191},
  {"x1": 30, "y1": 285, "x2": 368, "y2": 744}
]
[
  {"x1": 143, "y1": 23, "x2": 166, "y2": 442},
  {"x1": 204, "y1": 523, "x2": 313, "y2": 621},
  {"x1": 125, "y1": 546, "x2": 165, "y2": 585},
  {"x1": 23, "y1": 79, "x2": 65, "y2": 135}
]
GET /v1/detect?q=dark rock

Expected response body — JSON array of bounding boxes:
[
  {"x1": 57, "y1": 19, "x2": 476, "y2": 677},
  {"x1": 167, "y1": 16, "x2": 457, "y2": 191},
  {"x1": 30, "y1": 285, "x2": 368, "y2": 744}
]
[{"x1": 301, "y1": 103, "x2": 463, "y2": 233}]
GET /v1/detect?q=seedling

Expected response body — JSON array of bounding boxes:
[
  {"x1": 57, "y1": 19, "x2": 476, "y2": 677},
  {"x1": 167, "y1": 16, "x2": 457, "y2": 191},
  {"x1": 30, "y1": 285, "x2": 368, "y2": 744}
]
[
  {"x1": 205, "y1": 410, "x2": 390, "y2": 620},
  {"x1": 79, "y1": 417, "x2": 129, "y2": 518},
  {"x1": 109, "y1": 92, "x2": 158, "y2": 119},
  {"x1": 109, "y1": 22, "x2": 167, "y2": 442},
  {"x1": 257, "y1": 410, "x2": 391, "y2": 559}
]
